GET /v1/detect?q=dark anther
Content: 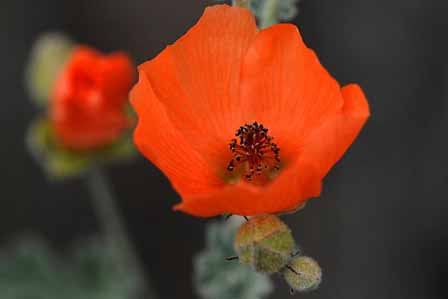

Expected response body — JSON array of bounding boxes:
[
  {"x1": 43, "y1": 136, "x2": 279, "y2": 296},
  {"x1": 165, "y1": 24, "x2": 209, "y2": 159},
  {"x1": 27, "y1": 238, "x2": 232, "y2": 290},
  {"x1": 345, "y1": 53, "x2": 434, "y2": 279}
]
[
  {"x1": 243, "y1": 216, "x2": 249, "y2": 221},
  {"x1": 290, "y1": 288, "x2": 295, "y2": 295},
  {"x1": 226, "y1": 256, "x2": 239, "y2": 261},
  {"x1": 227, "y1": 122, "x2": 281, "y2": 180},
  {"x1": 224, "y1": 214, "x2": 233, "y2": 220}
]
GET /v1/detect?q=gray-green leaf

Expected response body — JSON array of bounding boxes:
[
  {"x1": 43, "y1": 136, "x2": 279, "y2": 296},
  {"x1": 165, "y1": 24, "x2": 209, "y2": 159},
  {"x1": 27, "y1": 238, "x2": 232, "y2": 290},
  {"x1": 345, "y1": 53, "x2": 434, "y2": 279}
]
[
  {"x1": 194, "y1": 218, "x2": 273, "y2": 299},
  {"x1": 0, "y1": 235, "x2": 142, "y2": 299}
]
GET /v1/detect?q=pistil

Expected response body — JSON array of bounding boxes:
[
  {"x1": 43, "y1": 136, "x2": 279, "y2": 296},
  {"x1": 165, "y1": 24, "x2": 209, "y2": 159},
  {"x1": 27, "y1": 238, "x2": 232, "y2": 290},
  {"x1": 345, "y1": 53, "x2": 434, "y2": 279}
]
[{"x1": 227, "y1": 122, "x2": 280, "y2": 181}]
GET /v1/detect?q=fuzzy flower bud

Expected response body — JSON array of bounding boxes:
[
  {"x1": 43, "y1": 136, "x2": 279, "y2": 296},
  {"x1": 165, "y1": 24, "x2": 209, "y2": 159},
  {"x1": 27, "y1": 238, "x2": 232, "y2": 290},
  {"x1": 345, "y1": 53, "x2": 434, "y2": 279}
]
[
  {"x1": 283, "y1": 256, "x2": 322, "y2": 293},
  {"x1": 234, "y1": 215, "x2": 296, "y2": 273}
]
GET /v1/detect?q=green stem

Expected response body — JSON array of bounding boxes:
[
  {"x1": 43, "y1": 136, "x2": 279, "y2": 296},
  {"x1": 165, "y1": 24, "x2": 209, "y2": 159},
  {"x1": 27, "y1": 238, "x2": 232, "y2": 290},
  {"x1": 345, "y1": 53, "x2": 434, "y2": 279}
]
[
  {"x1": 87, "y1": 168, "x2": 158, "y2": 299},
  {"x1": 259, "y1": 0, "x2": 279, "y2": 29},
  {"x1": 233, "y1": 0, "x2": 251, "y2": 9}
]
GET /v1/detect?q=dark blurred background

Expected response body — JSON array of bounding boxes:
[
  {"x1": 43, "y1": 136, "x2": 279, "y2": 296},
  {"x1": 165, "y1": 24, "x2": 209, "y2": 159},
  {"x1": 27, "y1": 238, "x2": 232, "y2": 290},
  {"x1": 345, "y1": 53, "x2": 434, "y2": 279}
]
[{"x1": 2, "y1": 0, "x2": 448, "y2": 298}]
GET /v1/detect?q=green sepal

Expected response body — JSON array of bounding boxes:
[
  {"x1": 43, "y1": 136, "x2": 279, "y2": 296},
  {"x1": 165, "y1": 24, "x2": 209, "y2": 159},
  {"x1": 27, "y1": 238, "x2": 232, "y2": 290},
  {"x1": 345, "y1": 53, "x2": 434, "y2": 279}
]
[
  {"x1": 259, "y1": 230, "x2": 295, "y2": 254},
  {"x1": 25, "y1": 32, "x2": 74, "y2": 107},
  {"x1": 26, "y1": 117, "x2": 136, "y2": 180},
  {"x1": 253, "y1": 247, "x2": 286, "y2": 273}
]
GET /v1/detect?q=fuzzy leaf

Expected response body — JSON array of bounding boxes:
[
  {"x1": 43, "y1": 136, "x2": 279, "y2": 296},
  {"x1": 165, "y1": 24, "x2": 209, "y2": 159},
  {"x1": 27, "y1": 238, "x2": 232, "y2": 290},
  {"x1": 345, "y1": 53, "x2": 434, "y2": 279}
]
[
  {"x1": 0, "y1": 236, "x2": 142, "y2": 299},
  {"x1": 194, "y1": 218, "x2": 273, "y2": 299}
]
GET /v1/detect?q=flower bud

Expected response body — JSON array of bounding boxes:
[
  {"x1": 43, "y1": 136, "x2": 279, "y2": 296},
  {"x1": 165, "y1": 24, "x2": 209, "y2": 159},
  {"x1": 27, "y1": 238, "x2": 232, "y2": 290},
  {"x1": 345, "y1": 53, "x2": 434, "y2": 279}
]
[
  {"x1": 51, "y1": 46, "x2": 134, "y2": 150},
  {"x1": 234, "y1": 215, "x2": 295, "y2": 273},
  {"x1": 283, "y1": 256, "x2": 322, "y2": 293}
]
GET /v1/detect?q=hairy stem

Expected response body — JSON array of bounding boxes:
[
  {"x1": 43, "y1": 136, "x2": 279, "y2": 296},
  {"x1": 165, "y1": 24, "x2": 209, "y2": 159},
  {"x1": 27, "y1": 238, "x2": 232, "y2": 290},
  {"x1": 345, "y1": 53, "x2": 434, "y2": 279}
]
[
  {"x1": 87, "y1": 168, "x2": 158, "y2": 299},
  {"x1": 233, "y1": 0, "x2": 251, "y2": 8},
  {"x1": 259, "y1": 0, "x2": 279, "y2": 29}
]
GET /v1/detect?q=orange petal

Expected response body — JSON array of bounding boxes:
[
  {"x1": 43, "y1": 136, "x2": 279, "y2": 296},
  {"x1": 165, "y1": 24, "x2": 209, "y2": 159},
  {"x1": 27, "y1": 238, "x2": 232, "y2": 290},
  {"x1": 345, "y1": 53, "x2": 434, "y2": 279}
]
[
  {"x1": 174, "y1": 159, "x2": 321, "y2": 217},
  {"x1": 131, "y1": 70, "x2": 225, "y2": 196},
  {"x1": 98, "y1": 52, "x2": 135, "y2": 106},
  {"x1": 174, "y1": 84, "x2": 369, "y2": 217},
  {"x1": 51, "y1": 46, "x2": 132, "y2": 150},
  {"x1": 297, "y1": 83, "x2": 370, "y2": 179},
  {"x1": 139, "y1": 5, "x2": 258, "y2": 169},
  {"x1": 240, "y1": 24, "x2": 344, "y2": 160}
]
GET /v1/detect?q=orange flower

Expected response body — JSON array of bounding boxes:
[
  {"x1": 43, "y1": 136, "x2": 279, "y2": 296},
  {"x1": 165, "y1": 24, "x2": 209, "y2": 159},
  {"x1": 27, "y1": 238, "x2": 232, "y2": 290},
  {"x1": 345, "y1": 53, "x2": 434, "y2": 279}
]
[
  {"x1": 51, "y1": 46, "x2": 134, "y2": 150},
  {"x1": 131, "y1": 5, "x2": 370, "y2": 217}
]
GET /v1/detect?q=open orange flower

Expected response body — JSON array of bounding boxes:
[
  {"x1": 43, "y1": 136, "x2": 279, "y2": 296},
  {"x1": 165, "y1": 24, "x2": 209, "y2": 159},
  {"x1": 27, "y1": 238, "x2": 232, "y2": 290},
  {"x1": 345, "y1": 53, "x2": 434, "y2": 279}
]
[
  {"x1": 52, "y1": 46, "x2": 134, "y2": 150},
  {"x1": 131, "y1": 5, "x2": 370, "y2": 217}
]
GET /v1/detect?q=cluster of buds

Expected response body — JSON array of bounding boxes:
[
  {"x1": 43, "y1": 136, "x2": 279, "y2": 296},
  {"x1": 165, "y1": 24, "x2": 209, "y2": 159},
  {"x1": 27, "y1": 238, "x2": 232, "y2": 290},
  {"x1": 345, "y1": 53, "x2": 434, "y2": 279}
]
[{"x1": 228, "y1": 215, "x2": 322, "y2": 294}]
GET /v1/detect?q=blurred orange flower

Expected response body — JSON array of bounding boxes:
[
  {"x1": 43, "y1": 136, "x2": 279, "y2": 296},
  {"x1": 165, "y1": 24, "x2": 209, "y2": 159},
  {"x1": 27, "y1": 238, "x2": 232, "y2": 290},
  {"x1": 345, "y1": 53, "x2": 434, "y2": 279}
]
[
  {"x1": 52, "y1": 46, "x2": 134, "y2": 150},
  {"x1": 131, "y1": 5, "x2": 370, "y2": 217}
]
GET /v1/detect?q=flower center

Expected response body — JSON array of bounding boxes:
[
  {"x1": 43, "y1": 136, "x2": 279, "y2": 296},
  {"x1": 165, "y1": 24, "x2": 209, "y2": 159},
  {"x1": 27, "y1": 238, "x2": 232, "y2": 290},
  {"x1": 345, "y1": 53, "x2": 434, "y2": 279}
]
[{"x1": 227, "y1": 122, "x2": 280, "y2": 181}]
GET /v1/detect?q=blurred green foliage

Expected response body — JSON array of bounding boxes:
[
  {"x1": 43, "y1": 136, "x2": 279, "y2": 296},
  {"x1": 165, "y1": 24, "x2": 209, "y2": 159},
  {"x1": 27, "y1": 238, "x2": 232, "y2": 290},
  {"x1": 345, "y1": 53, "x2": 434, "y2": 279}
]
[
  {"x1": 194, "y1": 218, "x2": 273, "y2": 299},
  {"x1": 0, "y1": 236, "x2": 141, "y2": 299},
  {"x1": 230, "y1": 0, "x2": 300, "y2": 28},
  {"x1": 251, "y1": 0, "x2": 300, "y2": 28},
  {"x1": 251, "y1": 0, "x2": 299, "y2": 21}
]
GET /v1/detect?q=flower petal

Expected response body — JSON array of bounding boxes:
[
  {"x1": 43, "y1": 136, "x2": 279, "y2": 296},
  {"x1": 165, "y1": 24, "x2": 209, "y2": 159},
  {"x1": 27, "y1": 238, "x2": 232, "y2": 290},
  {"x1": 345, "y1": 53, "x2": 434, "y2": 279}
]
[
  {"x1": 174, "y1": 159, "x2": 321, "y2": 217},
  {"x1": 131, "y1": 70, "x2": 225, "y2": 196},
  {"x1": 174, "y1": 84, "x2": 369, "y2": 217},
  {"x1": 51, "y1": 46, "x2": 133, "y2": 150},
  {"x1": 132, "y1": 6, "x2": 369, "y2": 217},
  {"x1": 139, "y1": 5, "x2": 258, "y2": 169},
  {"x1": 297, "y1": 83, "x2": 370, "y2": 179},
  {"x1": 98, "y1": 52, "x2": 135, "y2": 106},
  {"x1": 241, "y1": 24, "x2": 344, "y2": 159}
]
